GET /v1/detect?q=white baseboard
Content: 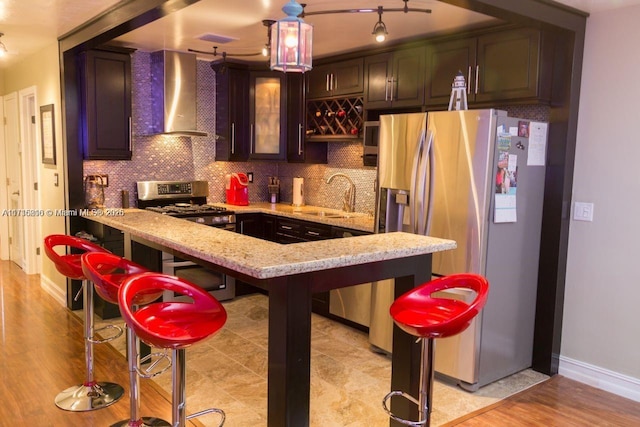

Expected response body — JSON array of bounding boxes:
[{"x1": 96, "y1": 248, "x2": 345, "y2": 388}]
[
  {"x1": 40, "y1": 275, "x2": 66, "y2": 307},
  {"x1": 559, "y1": 355, "x2": 640, "y2": 402}
]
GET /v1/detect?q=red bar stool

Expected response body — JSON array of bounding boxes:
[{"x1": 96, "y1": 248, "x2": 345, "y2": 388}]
[
  {"x1": 43, "y1": 234, "x2": 125, "y2": 411},
  {"x1": 82, "y1": 251, "x2": 171, "y2": 427},
  {"x1": 119, "y1": 272, "x2": 227, "y2": 427},
  {"x1": 382, "y1": 273, "x2": 489, "y2": 426}
]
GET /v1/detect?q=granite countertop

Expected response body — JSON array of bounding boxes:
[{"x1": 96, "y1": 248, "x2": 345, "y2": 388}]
[
  {"x1": 210, "y1": 202, "x2": 375, "y2": 233},
  {"x1": 86, "y1": 209, "x2": 455, "y2": 280}
]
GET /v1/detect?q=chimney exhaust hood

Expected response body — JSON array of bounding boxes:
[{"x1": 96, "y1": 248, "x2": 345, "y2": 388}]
[{"x1": 149, "y1": 50, "x2": 207, "y2": 136}]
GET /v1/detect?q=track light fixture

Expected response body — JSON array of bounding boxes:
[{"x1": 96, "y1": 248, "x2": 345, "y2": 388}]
[
  {"x1": 372, "y1": 7, "x2": 388, "y2": 43},
  {"x1": 195, "y1": 1, "x2": 431, "y2": 72},
  {"x1": 0, "y1": 33, "x2": 7, "y2": 58},
  {"x1": 301, "y1": 0, "x2": 430, "y2": 44}
]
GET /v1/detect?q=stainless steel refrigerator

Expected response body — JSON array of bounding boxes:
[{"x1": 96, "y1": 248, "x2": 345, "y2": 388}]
[{"x1": 369, "y1": 109, "x2": 546, "y2": 390}]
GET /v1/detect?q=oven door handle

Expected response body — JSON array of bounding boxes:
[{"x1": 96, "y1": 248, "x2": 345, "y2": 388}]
[{"x1": 163, "y1": 260, "x2": 197, "y2": 268}]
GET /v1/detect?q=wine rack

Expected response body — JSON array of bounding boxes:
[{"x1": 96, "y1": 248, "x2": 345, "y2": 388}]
[{"x1": 306, "y1": 97, "x2": 364, "y2": 140}]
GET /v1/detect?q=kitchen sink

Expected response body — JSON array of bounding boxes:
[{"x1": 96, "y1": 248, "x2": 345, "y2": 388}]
[{"x1": 294, "y1": 210, "x2": 352, "y2": 219}]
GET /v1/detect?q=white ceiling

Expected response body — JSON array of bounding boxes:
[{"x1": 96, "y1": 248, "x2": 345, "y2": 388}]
[
  {"x1": 1, "y1": 0, "x2": 639, "y2": 69},
  {"x1": 112, "y1": 0, "x2": 499, "y2": 61}
]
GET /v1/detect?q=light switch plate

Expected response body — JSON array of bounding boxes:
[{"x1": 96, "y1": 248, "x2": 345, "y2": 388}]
[{"x1": 573, "y1": 202, "x2": 594, "y2": 222}]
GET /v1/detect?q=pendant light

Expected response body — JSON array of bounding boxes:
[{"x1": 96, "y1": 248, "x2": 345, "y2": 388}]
[{"x1": 270, "y1": 0, "x2": 313, "y2": 73}]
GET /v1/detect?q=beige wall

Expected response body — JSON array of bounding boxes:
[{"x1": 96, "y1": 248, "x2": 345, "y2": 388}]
[
  {"x1": 562, "y1": 5, "x2": 640, "y2": 398},
  {"x1": 3, "y1": 42, "x2": 67, "y2": 296}
]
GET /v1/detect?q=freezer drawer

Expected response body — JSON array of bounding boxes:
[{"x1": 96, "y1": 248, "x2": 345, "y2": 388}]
[
  {"x1": 432, "y1": 287, "x2": 481, "y2": 387},
  {"x1": 368, "y1": 279, "x2": 482, "y2": 387}
]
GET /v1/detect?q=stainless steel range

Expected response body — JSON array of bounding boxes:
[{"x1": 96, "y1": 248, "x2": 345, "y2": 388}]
[
  {"x1": 136, "y1": 180, "x2": 235, "y2": 230},
  {"x1": 136, "y1": 180, "x2": 236, "y2": 301}
]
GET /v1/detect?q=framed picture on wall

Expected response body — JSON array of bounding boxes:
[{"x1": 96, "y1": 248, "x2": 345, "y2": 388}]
[{"x1": 40, "y1": 104, "x2": 56, "y2": 165}]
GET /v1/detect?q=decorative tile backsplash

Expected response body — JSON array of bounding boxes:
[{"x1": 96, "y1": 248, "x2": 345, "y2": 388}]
[{"x1": 84, "y1": 50, "x2": 549, "y2": 214}]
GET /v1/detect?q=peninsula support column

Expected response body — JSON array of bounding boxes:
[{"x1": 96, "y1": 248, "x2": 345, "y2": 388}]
[{"x1": 267, "y1": 276, "x2": 313, "y2": 426}]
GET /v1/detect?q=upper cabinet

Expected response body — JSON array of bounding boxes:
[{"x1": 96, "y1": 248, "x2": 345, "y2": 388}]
[
  {"x1": 80, "y1": 48, "x2": 132, "y2": 160},
  {"x1": 215, "y1": 64, "x2": 250, "y2": 162},
  {"x1": 287, "y1": 73, "x2": 327, "y2": 163},
  {"x1": 249, "y1": 71, "x2": 287, "y2": 161},
  {"x1": 307, "y1": 58, "x2": 364, "y2": 99},
  {"x1": 364, "y1": 45, "x2": 426, "y2": 109},
  {"x1": 425, "y1": 28, "x2": 549, "y2": 106}
]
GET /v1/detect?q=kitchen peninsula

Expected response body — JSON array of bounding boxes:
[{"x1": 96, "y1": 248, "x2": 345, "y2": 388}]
[{"x1": 84, "y1": 209, "x2": 456, "y2": 426}]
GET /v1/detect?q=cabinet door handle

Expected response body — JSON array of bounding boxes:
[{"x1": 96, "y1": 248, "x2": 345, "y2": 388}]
[
  {"x1": 467, "y1": 66, "x2": 472, "y2": 95},
  {"x1": 298, "y1": 123, "x2": 303, "y2": 156},
  {"x1": 306, "y1": 231, "x2": 320, "y2": 236},
  {"x1": 326, "y1": 74, "x2": 330, "y2": 92},
  {"x1": 128, "y1": 117, "x2": 133, "y2": 153},
  {"x1": 331, "y1": 73, "x2": 335, "y2": 91},
  {"x1": 281, "y1": 225, "x2": 293, "y2": 230},
  {"x1": 475, "y1": 65, "x2": 479, "y2": 95},
  {"x1": 250, "y1": 124, "x2": 254, "y2": 154},
  {"x1": 390, "y1": 77, "x2": 395, "y2": 101},
  {"x1": 385, "y1": 78, "x2": 390, "y2": 101},
  {"x1": 231, "y1": 122, "x2": 236, "y2": 154}
]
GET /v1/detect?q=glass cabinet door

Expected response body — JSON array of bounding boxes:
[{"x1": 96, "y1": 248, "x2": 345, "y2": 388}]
[{"x1": 250, "y1": 72, "x2": 286, "y2": 160}]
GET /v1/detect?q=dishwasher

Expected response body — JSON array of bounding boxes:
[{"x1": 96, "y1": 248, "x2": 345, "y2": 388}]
[{"x1": 329, "y1": 227, "x2": 372, "y2": 328}]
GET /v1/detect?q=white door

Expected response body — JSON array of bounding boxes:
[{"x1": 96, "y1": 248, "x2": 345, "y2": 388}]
[
  {"x1": 19, "y1": 88, "x2": 41, "y2": 274},
  {"x1": 4, "y1": 93, "x2": 25, "y2": 268}
]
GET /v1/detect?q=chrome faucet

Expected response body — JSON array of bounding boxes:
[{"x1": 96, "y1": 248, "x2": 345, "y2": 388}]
[{"x1": 326, "y1": 173, "x2": 356, "y2": 213}]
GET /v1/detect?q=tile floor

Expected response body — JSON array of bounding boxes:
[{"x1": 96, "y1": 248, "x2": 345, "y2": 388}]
[{"x1": 100, "y1": 293, "x2": 548, "y2": 427}]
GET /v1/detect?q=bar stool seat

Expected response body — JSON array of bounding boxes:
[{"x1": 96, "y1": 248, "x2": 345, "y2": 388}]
[
  {"x1": 383, "y1": 273, "x2": 489, "y2": 426},
  {"x1": 44, "y1": 234, "x2": 125, "y2": 412},
  {"x1": 119, "y1": 272, "x2": 227, "y2": 427},
  {"x1": 82, "y1": 251, "x2": 170, "y2": 427}
]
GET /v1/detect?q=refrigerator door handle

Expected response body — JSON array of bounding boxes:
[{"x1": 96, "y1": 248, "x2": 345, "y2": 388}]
[
  {"x1": 425, "y1": 130, "x2": 436, "y2": 235},
  {"x1": 416, "y1": 130, "x2": 432, "y2": 235},
  {"x1": 410, "y1": 129, "x2": 426, "y2": 234}
]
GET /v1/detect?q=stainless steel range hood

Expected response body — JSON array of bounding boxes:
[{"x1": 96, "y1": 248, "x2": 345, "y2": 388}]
[{"x1": 149, "y1": 50, "x2": 207, "y2": 136}]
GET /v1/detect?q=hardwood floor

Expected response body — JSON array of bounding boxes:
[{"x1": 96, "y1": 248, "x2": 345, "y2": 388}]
[
  {"x1": 2, "y1": 259, "x2": 640, "y2": 426},
  {"x1": 0, "y1": 260, "x2": 201, "y2": 426},
  {"x1": 443, "y1": 374, "x2": 640, "y2": 426}
]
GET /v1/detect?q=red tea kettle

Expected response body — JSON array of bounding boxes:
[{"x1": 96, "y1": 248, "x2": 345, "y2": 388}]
[{"x1": 225, "y1": 173, "x2": 249, "y2": 206}]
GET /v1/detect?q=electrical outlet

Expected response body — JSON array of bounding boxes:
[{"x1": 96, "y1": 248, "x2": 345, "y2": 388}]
[{"x1": 247, "y1": 172, "x2": 254, "y2": 183}]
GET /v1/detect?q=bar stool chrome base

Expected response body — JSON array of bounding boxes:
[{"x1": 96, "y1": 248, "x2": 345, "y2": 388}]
[
  {"x1": 111, "y1": 416, "x2": 171, "y2": 427},
  {"x1": 54, "y1": 382, "x2": 125, "y2": 412}
]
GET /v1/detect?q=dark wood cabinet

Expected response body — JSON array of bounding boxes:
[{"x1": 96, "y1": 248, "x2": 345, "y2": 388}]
[
  {"x1": 80, "y1": 49, "x2": 132, "y2": 160},
  {"x1": 215, "y1": 64, "x2": 250, "y2": 162},
  {"x1": 307, "y1": 58, "x2": 364, "y2": 99},
  {"x1": 82, "y1": 222, "x2": 125, "y2": 319},
  {"x1": 237, "y1": 213, "x2": 277, "y2": 242},
  {"x1": 287, "y1": 73, "x2": 327, "y2": 163},
  {"x1": 425, "y1": 28, "x2": 547, "y2": 106},
  {"x1": 249, "y1": 71, "x2": 287, "y2": 161},
  {"x1": 475, "y1": 28, "x2": 544, "y2": 103},
  {"x1": 424, "y1": 37, "x2": 476, "y2": 106},
  {"x1": 263, "y1": 215, "x2": 277, "y2": 242},
  {"x1": 275, "y1": 217, "x2": 332, "y2": 244},
  {"x1": 364, "y1": 45, "x2": 426, "y2": 109}
]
